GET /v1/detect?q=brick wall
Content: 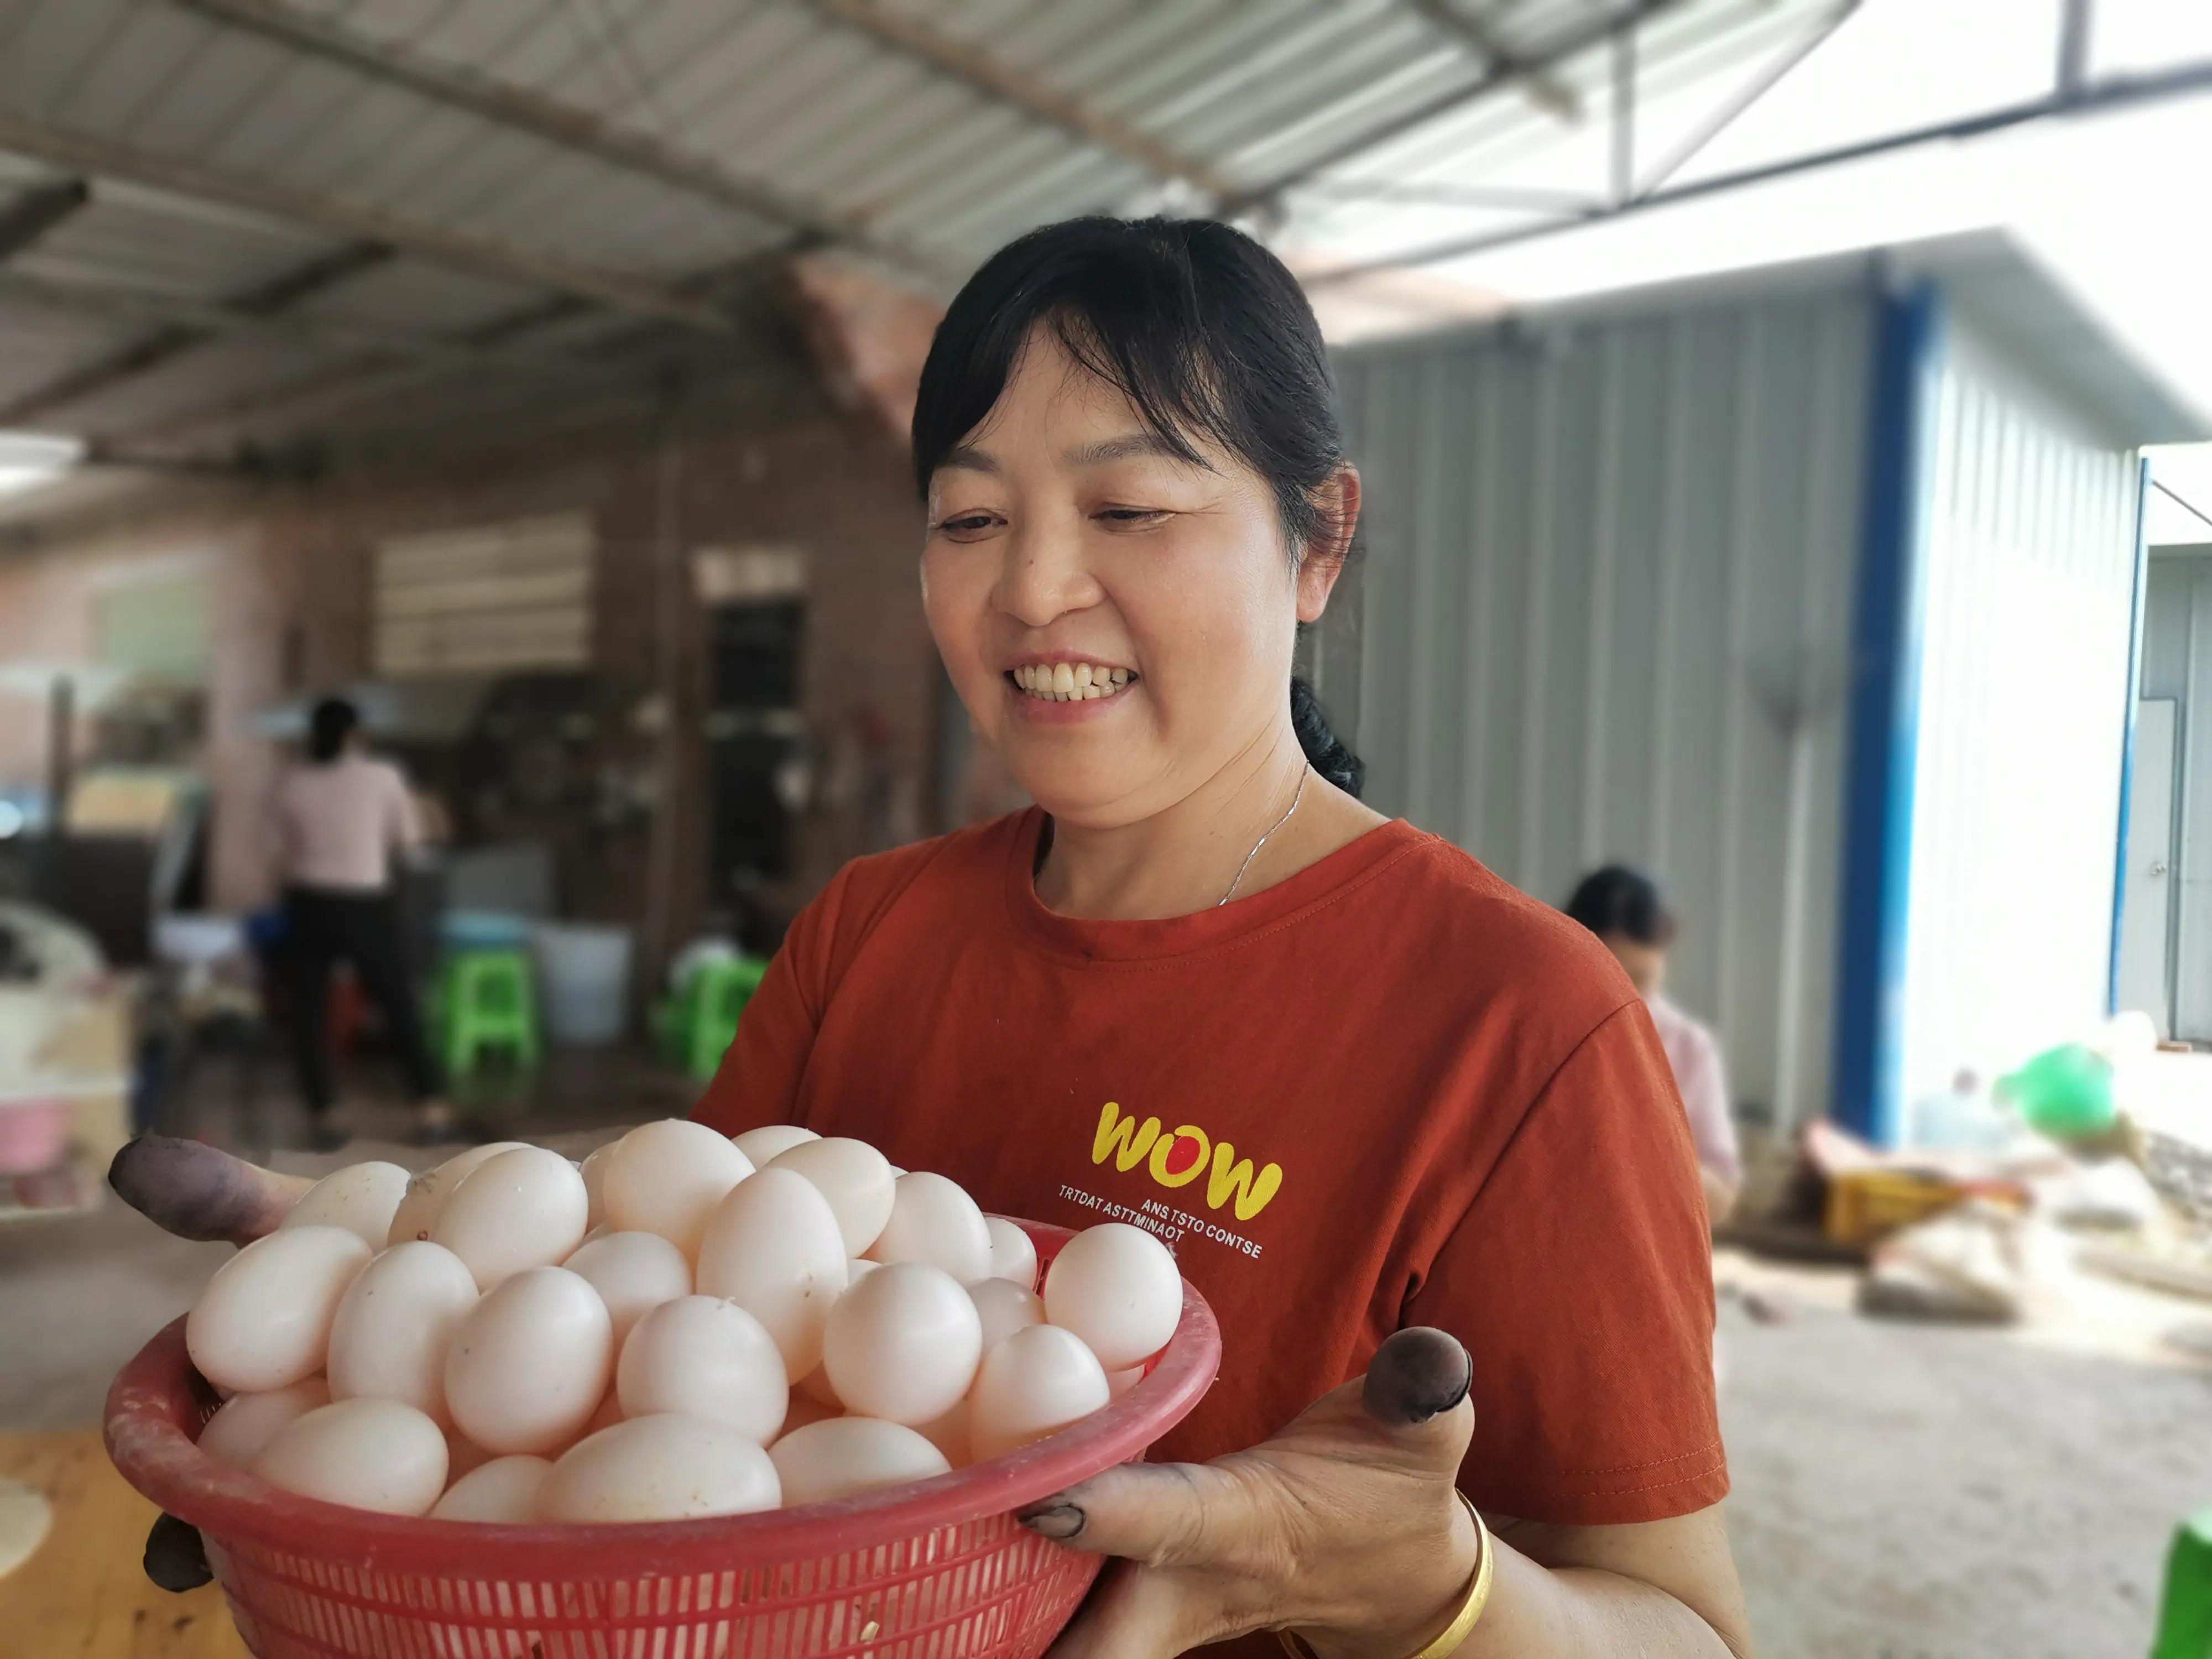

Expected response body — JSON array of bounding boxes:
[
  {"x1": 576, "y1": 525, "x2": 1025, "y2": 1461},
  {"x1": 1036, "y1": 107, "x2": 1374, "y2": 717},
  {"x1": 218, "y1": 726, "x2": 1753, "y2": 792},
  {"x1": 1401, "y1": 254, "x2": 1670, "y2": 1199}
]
[{"x1": 0, "y1": 399, "x2": 935, "y2": 968}]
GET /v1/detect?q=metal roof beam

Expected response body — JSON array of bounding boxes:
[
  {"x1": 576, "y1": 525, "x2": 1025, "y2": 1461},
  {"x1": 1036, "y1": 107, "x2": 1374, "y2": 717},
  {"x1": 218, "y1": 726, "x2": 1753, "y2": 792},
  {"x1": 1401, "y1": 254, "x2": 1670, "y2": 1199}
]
[
  {"x1": 0, "y1": 269, "x2": 608, "y2": 380},
  {"x1": 1407, "y1": 1, "x2": 1580, "y2": 121},
  {"x1": 802, "y1": 0, "x2": 1243, "y2": 202},
  {"x1": 171, "y1": 0, "x2": 957, "y2": 284},
  {"x1": 1308, "y1": 54, "x2": 2212, "y2": 279},
  {"x1": 1230, "y1": 0, "x2": 1695, "y2": 210},
  {"x1": 0, "y1": 108, "x2": 731, "y2": 332},
  {"x1": 0, "y1": 239, "x2": 397, "y2": 427},
  {"x1": 0, "y1": 177, "x2": 91, "y2": 262}
]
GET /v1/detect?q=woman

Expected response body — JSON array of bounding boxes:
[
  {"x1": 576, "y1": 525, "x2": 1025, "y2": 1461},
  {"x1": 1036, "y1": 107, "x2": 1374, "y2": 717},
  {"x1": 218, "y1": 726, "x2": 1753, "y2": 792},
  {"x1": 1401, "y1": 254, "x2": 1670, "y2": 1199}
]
[
  {"x1": 694, "y1": 218, "x2": 1747, "y2": 1656},
  {"x1": 120, "y1": 219, "x2": 1744, "y2": 1656},
  {"x1": 1564, "y1": 865, "x2": 1743, "y2": 1226},
  {"x1": 272, "y1": 696, "x2": 450, "y2": 1145}
]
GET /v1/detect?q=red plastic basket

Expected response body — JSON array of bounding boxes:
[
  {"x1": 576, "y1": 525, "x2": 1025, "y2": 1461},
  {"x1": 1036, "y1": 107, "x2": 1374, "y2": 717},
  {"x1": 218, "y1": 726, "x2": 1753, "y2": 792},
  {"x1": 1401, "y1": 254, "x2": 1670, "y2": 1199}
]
[{"x1": 106, "y1": 1221, "x2": 1220, "y2": 1659}]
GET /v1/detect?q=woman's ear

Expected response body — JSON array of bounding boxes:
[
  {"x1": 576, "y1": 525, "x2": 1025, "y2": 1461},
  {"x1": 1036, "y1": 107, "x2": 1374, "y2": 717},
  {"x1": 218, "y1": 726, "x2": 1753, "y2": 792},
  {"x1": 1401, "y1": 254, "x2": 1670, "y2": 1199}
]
[{"x1": 1296, "y1": 465, "x2": 1361, "y2": 624}]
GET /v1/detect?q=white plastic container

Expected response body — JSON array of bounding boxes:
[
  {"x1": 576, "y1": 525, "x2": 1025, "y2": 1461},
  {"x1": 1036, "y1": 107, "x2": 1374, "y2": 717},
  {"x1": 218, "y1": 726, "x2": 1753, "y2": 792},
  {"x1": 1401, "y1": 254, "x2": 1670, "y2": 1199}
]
[{"x1": 533, "y1": 924, "x2": 633, "y2": 1046}]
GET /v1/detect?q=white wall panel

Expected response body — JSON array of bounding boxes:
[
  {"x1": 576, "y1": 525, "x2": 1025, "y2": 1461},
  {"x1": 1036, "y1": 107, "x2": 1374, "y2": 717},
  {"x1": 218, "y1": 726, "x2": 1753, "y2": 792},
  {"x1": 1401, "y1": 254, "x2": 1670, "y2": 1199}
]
[
  {"x1": 1896, "y1": 321, "x2": 2142, "y2": 1102},
  {"x1": 1334, "y1": 279, "x2": 1874, "y2": 1129}
]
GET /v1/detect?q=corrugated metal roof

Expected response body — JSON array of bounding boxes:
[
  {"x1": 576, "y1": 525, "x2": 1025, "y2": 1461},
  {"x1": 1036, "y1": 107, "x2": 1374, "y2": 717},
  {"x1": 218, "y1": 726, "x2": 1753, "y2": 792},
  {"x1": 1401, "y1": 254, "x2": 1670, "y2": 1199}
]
[{"x1": 0, "y1": 0, "x2": 1840, "y2": 498}]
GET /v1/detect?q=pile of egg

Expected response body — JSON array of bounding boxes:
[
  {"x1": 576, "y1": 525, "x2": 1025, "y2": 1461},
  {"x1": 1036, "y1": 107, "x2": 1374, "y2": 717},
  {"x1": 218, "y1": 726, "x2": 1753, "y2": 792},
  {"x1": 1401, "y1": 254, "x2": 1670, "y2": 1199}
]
[{"x1": 184, "y1": 1122, "x2": 1183, "y2": 1523}]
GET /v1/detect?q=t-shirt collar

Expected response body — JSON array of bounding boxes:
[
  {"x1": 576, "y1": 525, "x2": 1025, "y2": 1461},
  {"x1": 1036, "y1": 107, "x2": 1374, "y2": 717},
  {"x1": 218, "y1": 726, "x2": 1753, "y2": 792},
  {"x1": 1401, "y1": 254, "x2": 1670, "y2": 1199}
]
[{"x1": 1001, "y1": 805, "x2": 1426, "y2": 963}]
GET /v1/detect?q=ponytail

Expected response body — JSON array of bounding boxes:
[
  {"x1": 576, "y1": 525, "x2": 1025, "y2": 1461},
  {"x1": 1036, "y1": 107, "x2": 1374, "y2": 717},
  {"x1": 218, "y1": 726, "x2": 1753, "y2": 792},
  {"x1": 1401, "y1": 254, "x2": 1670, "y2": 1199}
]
[{"x1": 1290, "y1": 676, "x2": 1362, "y2": 799}]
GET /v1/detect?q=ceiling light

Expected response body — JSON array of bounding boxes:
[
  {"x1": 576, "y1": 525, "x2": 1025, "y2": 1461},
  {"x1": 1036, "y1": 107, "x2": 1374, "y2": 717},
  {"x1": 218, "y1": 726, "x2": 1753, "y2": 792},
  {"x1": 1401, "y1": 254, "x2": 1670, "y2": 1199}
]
[{"x1": 0, "y1": 432, "x2": 86, "y2": 502}]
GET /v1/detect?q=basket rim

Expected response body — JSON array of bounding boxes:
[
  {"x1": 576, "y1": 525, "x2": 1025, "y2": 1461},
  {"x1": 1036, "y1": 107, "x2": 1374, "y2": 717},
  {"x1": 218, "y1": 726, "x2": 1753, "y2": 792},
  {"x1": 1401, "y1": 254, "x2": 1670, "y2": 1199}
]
[{"x1": 105, "y1": 1218, "x2": 1220, "y2": 1575}]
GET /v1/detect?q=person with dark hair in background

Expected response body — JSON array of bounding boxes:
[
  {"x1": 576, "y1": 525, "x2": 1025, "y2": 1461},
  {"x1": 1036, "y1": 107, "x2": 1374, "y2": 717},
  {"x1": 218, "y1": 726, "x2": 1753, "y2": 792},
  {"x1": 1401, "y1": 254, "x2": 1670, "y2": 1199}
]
[
  {"x1": 1564, "y1": 864, "x2": 1742, "y2": 1225},
  {"x1": 272, "y1": 696, "x2": 448, "y2": 1146}
]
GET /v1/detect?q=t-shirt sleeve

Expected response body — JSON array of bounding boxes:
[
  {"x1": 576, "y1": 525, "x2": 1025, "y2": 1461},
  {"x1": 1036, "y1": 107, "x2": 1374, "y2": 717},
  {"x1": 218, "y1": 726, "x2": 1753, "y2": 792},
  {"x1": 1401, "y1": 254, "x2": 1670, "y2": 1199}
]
[
  {"x1": 1405, "y1": 1001, "x2": 1726, "y2": 1527},
  {"x1": 689, "y1": 865, "x2": 855, "y2": 1140}
]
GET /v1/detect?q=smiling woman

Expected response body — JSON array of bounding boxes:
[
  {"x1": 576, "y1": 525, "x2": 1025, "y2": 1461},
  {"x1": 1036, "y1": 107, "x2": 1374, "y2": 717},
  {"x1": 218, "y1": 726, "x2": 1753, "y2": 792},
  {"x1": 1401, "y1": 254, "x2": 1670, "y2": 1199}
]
[{"x1": 695, "y1": 217, "x2": 1749, "y2": 1659}]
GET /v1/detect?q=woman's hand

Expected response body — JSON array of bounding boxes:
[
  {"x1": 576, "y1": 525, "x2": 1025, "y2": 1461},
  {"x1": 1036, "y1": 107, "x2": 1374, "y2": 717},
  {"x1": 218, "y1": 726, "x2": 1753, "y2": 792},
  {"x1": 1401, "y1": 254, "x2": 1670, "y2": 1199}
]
[
  {"x1": 1019, "y1": 1327, "x2": 1481, "y2": 1659},
  {"x1": 1020, "y1": 1327, "x2": 1750, "y2": 1659},
  {"x1": 107, "y1": 1137, "x2": 316, "y2": 1591}
]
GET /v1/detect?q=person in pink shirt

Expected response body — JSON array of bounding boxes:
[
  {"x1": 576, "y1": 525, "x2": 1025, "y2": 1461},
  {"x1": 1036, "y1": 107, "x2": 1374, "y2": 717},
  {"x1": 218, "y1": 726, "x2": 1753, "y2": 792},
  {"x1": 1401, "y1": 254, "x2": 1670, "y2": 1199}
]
[
  {"x1": 1564, "y1": 865, "x2": 1741, "y2": 1225},
  {"x1": 271, "y1": 697, "x2": 449, "y2": 1146}
]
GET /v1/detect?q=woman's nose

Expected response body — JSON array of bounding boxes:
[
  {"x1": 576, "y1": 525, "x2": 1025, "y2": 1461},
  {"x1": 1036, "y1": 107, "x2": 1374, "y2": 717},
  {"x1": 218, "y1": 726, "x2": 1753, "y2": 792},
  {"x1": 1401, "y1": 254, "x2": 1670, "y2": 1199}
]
[{"x1": 994, "y1": 518, "x2": 1101, "y2": 628}]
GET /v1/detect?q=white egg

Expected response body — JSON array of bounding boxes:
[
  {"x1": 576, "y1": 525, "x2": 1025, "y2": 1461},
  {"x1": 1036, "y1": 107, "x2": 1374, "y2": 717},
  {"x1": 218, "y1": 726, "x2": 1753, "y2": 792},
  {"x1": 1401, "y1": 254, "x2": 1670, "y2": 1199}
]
[
  {"x1": 430, "y1": 1147, "x2": 590, "y2": 1292},
  {"x1": 768, "y1": 1138, "x2": 895, "y2": 1257},
  {"x1": 578, "y1": 1142, "x2": 616, "y2": 1232},
  {"x1": 968, "y1": 1324, "x2": 1112, "y2": 1462},
  {"x1": 731, "y1": 1124, "x2": 819, "y2": 1166},
  {"x1": 1042, "y1": 1223, "x2": 1182, "y2": 1371},
  {"x1": 601, "y1": 1120, "x2": 754, "y2": 1256},
  {"x1": 615, "y1": 1295, "x2": 787, "y2": 1443},
  {"x1": 430, "y1": 1454, "x2": 552, "y2": 1522},
  {"x1": 770, "y1": 1417, "x2": 950, "y2": 1507},
  {"x1": 537, "y1": 1413, "x2": 781, "y2": 1521},
  {"x1": 984, "y1": 1218, "x2": 1039, "y2": 1288},
  {"x1": 326, "y1": 1240, "x2": 478, "y2": 1425},
  {"x1": 864, "y1": 1172, "x2": 993, "y2": 1284},
  {"x1": 773, "y1": 1391, "x2": 841, "y2": 1444},
  {"x1": 968, "y1": 1276, "x2": 1045, "y2": 1353},
  {"x1": 255, "y1": 1397, "x2": 449, "y2": 1516},
  {"x1": 187, "y1": 1225, "x2": 372, "y2": 1394},
  {"x1": 387, "y1": 1142, "x2": 529, "y2": 1245},
  {"x1": 821, "y1": 1262, "x2": 982, "y2": 1427},
  {"x1": 562, "y1": 1230, "x2": 692, "y2": 1344},
  {"x1": 444, "y1": 1266, "x2": 613, "y2": 1455},
  {"x1": 280, "y1": 1162, "x2": 410, "y2": 1249},
  {"x1": 911, "y1": 1395, "x2": 972, "y2": 1468},
  {"x1": 694, "y1": 1168, "x2": 848, "y2": 1381},
  {"x1": 196, "y1": 1378, "x2": 330, "y2": 1468},
  {"x1": 848, "y1": 1258, "x2": 880, "y2": 1284}
]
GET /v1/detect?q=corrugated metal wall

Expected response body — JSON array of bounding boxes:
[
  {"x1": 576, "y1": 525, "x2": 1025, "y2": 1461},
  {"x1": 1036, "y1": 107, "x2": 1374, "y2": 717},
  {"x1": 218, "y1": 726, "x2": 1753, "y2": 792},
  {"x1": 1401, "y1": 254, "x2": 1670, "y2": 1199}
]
[
  {"x1": 1894, "y1": 317, "x2": 2144, "y2": 1108},
  {"x1": 2138, "y1": 549, "x2": 2212, "y2": 1037},
  {"x1": 1334, "y1": 278, "x2": 1875, "y2": 1128}
]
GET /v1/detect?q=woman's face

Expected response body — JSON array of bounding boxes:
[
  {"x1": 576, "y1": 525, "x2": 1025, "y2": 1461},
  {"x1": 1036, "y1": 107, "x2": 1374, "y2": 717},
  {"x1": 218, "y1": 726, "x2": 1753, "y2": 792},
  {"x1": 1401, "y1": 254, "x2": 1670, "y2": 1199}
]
[{"x1": 921, "y1": 327, "x2": 1347, "y2": 825}]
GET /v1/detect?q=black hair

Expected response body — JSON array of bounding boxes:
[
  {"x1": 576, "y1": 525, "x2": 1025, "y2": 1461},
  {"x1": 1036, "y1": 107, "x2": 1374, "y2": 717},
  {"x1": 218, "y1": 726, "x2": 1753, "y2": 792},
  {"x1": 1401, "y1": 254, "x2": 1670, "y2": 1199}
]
[
  {"x1": 1563, "y1": 864, "x2": 1677, "y2": 947},
  {"x1": 910, "y1": 215, "x2": 1363, "y2": 797},
  {"x1": 307, "y1": 696, "x2": 358, "y2": 765}
]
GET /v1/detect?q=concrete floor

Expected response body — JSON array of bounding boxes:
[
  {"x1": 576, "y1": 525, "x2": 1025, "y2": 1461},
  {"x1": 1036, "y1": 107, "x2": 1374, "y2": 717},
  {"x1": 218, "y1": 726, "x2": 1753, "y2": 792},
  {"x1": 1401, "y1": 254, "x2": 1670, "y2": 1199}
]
[
  {"x1": 1716, "y1": 1254, "x2": 2212, "y2": 1658},
  {"x1": 3, "y1": 1085, "x2": 2208, "y2": 1657}
]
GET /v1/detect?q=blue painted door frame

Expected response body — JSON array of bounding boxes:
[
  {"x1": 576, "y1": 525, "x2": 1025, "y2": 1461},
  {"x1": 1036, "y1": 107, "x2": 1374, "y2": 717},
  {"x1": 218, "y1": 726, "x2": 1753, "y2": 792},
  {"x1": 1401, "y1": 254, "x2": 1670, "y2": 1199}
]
[{"x1": 1830, "y1": 282, "x2": 1942, "y2": 1146}]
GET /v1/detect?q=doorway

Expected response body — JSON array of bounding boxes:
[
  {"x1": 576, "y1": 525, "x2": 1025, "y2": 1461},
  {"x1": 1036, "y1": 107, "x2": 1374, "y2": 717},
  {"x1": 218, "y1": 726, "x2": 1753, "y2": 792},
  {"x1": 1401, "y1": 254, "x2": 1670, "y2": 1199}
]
[{"x1": 2116, "y1": 697, "x2": 2178, "y2": 1034}]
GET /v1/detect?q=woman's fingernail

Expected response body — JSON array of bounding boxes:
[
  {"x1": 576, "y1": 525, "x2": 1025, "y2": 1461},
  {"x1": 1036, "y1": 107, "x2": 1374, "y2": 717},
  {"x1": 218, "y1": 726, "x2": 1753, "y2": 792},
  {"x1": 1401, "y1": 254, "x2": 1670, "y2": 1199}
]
[
  {"x1": 1016, "y1": 1504, "x2": 1085, "y2": 1540},
  {"x1": 1366, "y1": 1328, "x2": 1474, "y2": 1425}
]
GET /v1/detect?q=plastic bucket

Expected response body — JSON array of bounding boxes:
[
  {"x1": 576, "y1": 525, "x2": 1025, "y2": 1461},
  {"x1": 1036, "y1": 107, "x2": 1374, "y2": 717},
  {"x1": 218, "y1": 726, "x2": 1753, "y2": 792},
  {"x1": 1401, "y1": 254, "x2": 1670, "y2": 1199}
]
[{"x1": 533, "y1": 924, "x2": 633, "y2": 1046}]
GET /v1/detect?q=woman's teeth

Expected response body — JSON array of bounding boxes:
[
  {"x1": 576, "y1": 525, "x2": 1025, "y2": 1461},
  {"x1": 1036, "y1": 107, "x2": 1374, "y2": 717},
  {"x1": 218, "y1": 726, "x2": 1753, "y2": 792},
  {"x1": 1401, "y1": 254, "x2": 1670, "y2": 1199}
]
[{"x1": 1012, "y1": 662, "x2": 1133, "y2": 701}]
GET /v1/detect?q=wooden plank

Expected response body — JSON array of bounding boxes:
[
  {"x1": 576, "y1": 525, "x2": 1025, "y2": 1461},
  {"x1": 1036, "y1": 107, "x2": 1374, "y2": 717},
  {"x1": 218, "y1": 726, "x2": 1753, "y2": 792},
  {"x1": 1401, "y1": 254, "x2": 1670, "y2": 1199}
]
[{"x1": 0, "y1": 1428, "x2": 249, "y2": 1657}]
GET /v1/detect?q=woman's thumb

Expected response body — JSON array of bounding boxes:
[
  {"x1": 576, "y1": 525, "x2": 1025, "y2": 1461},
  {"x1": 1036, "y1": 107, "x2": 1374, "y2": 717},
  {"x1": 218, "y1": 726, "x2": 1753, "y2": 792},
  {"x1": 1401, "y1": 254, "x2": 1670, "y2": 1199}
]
[{"x1": 1361, "y1": 1327, "x2": 1474, "y2": 1439}]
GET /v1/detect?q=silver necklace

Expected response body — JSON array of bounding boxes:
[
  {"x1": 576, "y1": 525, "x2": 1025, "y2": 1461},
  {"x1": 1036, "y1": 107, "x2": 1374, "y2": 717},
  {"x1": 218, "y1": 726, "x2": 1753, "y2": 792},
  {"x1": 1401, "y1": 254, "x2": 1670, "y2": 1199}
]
[{"x1": 1218, "y1": 768, "x2": 1308, "y2": 906}]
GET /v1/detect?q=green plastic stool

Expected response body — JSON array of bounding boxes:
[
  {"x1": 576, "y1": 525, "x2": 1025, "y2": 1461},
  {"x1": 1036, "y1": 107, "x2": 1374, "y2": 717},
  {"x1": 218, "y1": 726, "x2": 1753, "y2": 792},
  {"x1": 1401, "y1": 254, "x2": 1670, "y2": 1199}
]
[
  {"x1": 659, "y1": 955, "x2": 767, "y2": 1081},
  {"x1": 2151, "y1": 1505, "x2": 2212, "y2": 1659},
  {"x1": 438, "y1": 947, "x2": 541, "y2": 1079}
]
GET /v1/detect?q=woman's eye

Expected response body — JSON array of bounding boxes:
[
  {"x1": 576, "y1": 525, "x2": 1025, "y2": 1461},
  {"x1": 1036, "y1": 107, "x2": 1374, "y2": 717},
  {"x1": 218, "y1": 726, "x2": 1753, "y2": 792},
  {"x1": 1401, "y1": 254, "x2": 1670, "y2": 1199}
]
[
  {"x1": 935, "y1": 513, "x2": 999, "y2": 536},
  {"x1": 1095, "y1": 507, "x2": 1168, "y2": 526}
]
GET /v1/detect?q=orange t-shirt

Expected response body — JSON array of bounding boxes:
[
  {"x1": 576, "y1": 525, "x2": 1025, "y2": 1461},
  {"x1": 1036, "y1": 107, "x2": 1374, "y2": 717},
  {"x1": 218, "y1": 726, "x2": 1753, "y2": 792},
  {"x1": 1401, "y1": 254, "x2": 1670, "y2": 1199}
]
[{"x1": 694, "y1": 810, "x2": 1726, "y2": 1527}]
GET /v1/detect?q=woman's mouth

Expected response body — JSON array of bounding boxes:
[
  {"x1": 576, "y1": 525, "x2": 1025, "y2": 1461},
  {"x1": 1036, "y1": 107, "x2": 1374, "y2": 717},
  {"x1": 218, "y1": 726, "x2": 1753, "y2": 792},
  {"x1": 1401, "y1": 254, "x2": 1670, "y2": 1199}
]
[{"x1": 1006, "y1": 662, "x2": 1136, "y2": 703}]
